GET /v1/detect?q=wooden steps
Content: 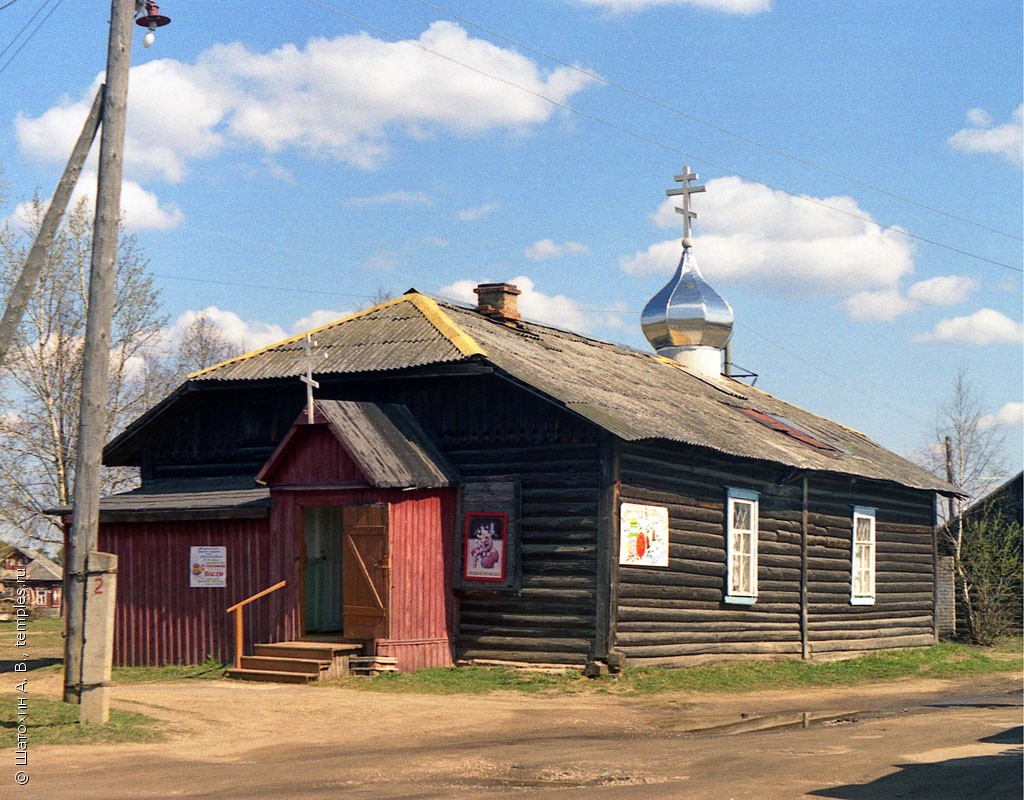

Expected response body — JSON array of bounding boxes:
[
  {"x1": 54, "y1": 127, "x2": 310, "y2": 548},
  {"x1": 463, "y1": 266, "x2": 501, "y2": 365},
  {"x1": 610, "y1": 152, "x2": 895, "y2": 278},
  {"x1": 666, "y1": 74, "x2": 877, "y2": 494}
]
[{"x1": 226, "y1": 640, "x2": 364, "y2": 684}]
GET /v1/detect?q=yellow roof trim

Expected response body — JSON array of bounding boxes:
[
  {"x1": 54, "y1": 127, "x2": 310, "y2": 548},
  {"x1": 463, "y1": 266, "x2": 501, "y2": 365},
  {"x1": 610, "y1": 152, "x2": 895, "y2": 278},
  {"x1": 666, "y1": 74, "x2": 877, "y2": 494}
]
[
  {"x1": 188, "y1": 292, "x2": 484, "y2": 380},
  {"x1": 405, "y1": 293, "x2": 486, "y2": 358}
]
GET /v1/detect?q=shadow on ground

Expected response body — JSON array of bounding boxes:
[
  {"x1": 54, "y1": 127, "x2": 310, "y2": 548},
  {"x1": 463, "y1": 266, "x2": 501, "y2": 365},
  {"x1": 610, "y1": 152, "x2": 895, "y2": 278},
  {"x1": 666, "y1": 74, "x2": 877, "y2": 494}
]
[
  {"x1": 0, "y1": 657, "x2": 61, "y2": 672},
  {"x1": 809, "y1": 726, "x2": 1024, "y2": 800}
]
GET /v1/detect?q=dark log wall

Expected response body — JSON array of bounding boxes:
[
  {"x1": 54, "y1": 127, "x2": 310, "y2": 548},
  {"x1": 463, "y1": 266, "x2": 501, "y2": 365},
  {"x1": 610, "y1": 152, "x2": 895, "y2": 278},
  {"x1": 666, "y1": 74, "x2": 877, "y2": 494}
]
[
  {"x1": 402, "y1": 375, "x2": 602, "y2": 667},
  {"x1": 805, "y1": 476, "x2": 936, "y2": 656},
  {"x1": 617, "y1": 441, "x2": 936, "y2": 666}
]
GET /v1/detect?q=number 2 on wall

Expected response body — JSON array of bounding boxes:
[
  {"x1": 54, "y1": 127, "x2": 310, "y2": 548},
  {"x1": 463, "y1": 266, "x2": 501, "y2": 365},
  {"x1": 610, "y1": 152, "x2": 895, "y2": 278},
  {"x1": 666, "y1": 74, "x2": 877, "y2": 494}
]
[{"x1": 92, "y1": 577, "x2": 104, "y2": 595}]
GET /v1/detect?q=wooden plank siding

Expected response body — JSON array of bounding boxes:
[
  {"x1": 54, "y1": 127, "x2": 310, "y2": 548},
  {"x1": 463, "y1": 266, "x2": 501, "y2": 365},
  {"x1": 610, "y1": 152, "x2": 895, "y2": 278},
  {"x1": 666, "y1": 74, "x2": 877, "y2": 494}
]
[
  {"x1": 615, "y1": 441, "x2": 937, "y2": 665},
  {"x1": 97, "y1": 517, "x2": 289, "y2": 666}
]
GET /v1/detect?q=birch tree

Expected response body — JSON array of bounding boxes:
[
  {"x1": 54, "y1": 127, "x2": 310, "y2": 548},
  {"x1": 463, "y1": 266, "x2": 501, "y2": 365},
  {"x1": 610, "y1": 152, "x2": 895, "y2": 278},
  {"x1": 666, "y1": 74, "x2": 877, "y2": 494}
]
[
  {"x1": 0, "y1": 197, "x2": 167, "y2": 548},
  {"x1": 923, "y1": 366, "x2": 1012, "y2": 643}
]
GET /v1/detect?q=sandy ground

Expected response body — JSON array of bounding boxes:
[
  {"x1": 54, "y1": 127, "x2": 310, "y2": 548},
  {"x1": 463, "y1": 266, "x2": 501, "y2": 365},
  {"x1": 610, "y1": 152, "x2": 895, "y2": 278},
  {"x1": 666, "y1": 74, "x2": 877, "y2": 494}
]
[{"x1": 2, "y1": 667, "x2": 1021, "y2": 799}]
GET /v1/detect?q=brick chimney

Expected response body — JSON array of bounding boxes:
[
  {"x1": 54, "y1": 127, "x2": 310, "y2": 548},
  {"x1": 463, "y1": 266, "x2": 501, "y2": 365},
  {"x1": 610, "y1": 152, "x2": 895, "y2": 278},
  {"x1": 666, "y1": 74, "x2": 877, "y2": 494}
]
[{"x1": 474, "y1": 282, "x2": 522, "y2": 322}]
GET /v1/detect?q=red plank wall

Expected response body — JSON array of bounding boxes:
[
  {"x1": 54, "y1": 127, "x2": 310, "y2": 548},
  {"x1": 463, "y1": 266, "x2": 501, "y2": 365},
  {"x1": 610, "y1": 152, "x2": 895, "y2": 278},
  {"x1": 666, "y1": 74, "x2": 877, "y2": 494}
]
[{"x1": 98, "y1": 518, "x2": 290, "y2": 666}]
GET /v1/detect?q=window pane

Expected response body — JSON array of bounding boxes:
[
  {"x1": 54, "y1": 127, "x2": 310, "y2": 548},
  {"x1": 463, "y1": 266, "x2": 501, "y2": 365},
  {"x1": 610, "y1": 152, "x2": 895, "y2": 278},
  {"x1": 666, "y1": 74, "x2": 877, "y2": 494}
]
[
  {"x1": 855, "y1": 517, "x2": 872, "y2": 541},
  {"x1": 733, "y1": 502, "x2": 752, "y2": 531}
]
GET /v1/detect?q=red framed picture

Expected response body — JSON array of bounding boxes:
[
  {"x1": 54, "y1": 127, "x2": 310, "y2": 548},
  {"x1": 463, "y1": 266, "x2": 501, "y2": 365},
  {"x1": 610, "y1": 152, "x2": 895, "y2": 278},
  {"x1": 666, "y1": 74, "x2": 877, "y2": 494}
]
[{"x1": 462, "y1": 512, "x2": 508, "y2": 582}]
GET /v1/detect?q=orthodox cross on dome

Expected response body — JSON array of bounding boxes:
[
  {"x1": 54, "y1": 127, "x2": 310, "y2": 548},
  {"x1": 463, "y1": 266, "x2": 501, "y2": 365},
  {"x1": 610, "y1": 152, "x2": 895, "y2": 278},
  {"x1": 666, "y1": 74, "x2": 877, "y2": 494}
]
[
  {"x1": 665, "y1": 166, "x2": 706, "y2": 245},
  {"x1": 296, "y1": 333, "x2": 326, "y2": 424}
]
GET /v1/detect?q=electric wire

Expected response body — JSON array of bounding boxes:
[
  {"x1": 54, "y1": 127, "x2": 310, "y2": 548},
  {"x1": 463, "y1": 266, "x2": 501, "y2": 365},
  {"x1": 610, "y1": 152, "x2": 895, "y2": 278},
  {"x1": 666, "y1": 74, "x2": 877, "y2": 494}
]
[
  {"x1": 0, "y1": 1, "x2": 20, "y2": 13},
  {"x1": 0, "y1": 0, "x2": 49, "y2": 60},
  {"x1": 305, "y1": 0, "x2": 1022, "y2": 274},
  {"x1": 0, "y1": 0, "x2": 64, "y2": 77},
  {"x1": 406, "y1": 0, "x2": 1022, "y2": 243}
]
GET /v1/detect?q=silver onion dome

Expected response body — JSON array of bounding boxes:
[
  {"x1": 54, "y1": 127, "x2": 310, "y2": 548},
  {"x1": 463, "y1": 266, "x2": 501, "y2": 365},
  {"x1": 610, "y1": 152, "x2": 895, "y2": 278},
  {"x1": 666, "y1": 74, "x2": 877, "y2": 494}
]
[{"x1": 641, "y1": 244, "x2": 734, "y2": 355}]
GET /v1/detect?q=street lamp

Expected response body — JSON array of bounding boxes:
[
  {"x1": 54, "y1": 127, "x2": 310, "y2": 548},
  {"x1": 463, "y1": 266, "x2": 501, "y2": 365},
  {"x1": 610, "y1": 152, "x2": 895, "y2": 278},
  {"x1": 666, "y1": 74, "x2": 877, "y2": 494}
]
[{"x1": 136, "y1": 1, "x2": 171, "y2": 48}]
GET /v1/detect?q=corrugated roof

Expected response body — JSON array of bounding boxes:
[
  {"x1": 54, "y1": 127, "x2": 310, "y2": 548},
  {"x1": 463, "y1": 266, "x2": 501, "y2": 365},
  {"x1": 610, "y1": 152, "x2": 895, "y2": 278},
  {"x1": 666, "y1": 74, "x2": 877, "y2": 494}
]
[
  {"x1": 258, "y1": 400, "x2": 458, "y2": 489},
  {"x1": 129, "y1": 292, "x2": 954, "y2": 494},
  {"x1": 0, "y1": 546, "x2": 63, "y2": 582},
  {"x1": 48, "y1": 477, "x2": 272, "y2": 521},
  {"x1": 190, "y1": 294, "x2": 476, "y2": 382}
]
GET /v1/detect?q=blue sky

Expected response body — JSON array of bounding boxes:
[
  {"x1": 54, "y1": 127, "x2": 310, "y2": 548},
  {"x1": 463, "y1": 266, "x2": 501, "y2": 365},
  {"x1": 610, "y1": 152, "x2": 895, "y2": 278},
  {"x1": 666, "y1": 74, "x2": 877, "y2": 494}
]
[{"x1": 2, "y1": 0, "x2": 1021, "y2": 483}]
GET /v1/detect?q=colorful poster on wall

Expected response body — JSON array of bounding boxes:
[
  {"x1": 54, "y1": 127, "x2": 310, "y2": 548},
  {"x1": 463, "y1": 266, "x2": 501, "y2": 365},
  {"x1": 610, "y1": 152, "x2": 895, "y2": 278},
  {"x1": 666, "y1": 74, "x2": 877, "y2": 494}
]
[
  {"x1": 189, "y1": 546, "x2": 227, "y2": 587},
  {"x1": 463, "y1": 513, "x2": 508, "y2": 582},
  {"x1": 619, "y1": 503, "x2": 669, "y2": 567}
]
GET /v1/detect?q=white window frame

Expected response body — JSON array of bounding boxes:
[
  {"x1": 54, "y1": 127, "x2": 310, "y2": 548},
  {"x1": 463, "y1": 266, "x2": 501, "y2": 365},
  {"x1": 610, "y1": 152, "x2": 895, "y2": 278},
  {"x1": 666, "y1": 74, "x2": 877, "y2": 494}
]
[
  {"x1": 725, "y1": 488, "x2": 759, "y2": 605},
  {"x1": 851, "y1": 506, "x2": 876, "y2": 605}
]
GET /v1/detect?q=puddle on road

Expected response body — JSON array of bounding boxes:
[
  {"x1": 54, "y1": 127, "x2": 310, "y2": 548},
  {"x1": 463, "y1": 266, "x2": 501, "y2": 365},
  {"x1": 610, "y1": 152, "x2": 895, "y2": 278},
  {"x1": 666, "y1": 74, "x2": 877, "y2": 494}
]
[
  {"x1": 447, "y1": 764, "x2": 674, "y2": 790},
  {"x1": 687, "y1": 710, "x2": 864, "y2": 736}
]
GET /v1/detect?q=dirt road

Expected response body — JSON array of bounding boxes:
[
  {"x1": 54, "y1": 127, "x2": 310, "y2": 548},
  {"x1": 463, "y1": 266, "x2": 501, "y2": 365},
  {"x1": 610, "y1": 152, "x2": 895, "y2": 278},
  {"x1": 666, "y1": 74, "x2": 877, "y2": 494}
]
[{"x1": 5, "y1": 669, "x2": 1021, "y2": 799}]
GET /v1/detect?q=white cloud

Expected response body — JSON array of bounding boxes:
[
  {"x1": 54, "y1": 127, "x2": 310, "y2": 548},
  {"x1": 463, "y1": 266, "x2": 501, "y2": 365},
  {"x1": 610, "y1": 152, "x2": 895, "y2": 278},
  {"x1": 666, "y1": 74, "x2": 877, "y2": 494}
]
[
  {"x1": 162, "y1": 307, "x2": 356, "y2": 359},
  {"x1": 913, "y1": 309, "x2": 1024, "y2": 346},
  {"x1": 906, "y1": 275, "x2": 978, "y2": 306},
  {"x1": 16, "y1": 23, "x2": 595, "y2": 179},
  {"x1": 344, "y1": 191, "x2": 432, "y2": 209},
  {"x1": 439, "y1": 275, "x2": 592, "y2": 331},
  {"x1": 621, "y1": 176, "x2": 915, "y2": 294},
  {"x1": 12, "y1": 172, "x2": 183, "y2": 232},
  {"x1": 842, "y1": 275, "x2": 978, "y2": 323},
  {"x1": 458, "y1": 202, "x2": 499, "y2": 221},
  {"x1": 948, "y1": 105, "x2": 1023, "y2": 167},
  {"x1": 290, "y1": 310, "x2": 351, "y2": 333},
  {"x1": 574, "y1": 0, "x2": 770, "y2": 13},
  {"x1": 166, "y1": 306, "x2": 288, "y2": 353},
  {"x1": 965, "y1": 108, "x2": 992, "y2": 127},
  {"x1": 842, "y1": 290, "x2": 917, "y2": 322},
  {"x1": 525, "y1": 239, "x2": 590, "y2": 260},
  {"x1": 979, "y1": 402, "x2": 1024, "y2": 431},
  {"x1": 262, "y1": 158, "x2": 296, "y2": 184}
]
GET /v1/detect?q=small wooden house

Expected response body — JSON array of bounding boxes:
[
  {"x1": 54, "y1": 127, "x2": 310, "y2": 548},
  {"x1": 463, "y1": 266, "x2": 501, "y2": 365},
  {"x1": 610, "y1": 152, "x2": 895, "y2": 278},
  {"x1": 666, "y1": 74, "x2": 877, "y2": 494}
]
[
  {"x1": 71, "y1": 275, "x2": 953, "y2": 674},
  {"x1": 0, "y1": 544, "x2": 63, "y2": 615}
]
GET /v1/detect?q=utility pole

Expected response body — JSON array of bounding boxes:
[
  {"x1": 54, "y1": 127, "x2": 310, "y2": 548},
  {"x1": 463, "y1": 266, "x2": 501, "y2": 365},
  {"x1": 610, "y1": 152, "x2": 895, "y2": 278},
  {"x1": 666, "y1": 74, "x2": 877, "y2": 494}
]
[
  {"x1": 63, "y1": 0, "x2": 136, "y2": 718},
  {"x1": 0, "y1": 88, "x2": 103, "y2": 370}
]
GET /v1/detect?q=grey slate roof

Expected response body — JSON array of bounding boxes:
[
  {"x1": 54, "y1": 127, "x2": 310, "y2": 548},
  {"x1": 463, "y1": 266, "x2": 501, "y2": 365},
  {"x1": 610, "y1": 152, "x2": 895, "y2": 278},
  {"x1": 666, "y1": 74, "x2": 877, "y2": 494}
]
[
  {"x1": 260, "y1": 400, "x2": 458, "y2": 489},
  {"x1": 49, "y1": 477, "x2": 272, "y2": 521},
  {"x1": 127, "y1": 292, "x2": 954, "y2": 494},
  {"x1": 0, "y1": 546, "x2": 63, "y2": 582}
]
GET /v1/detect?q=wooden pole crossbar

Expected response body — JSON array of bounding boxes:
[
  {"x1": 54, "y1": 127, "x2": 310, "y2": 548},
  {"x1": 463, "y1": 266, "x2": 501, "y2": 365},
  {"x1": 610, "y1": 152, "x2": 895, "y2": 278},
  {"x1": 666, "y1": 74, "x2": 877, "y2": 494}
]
[{"x1": 226, "y1": 580, "x2": 287, "y2": 668}]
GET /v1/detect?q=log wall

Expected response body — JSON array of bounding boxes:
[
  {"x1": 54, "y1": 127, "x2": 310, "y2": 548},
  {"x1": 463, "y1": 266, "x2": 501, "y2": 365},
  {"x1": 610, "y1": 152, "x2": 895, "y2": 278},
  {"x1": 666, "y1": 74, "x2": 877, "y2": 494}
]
[{"x1": 616, "y1": 441, "x2": 937, "y2": 665}]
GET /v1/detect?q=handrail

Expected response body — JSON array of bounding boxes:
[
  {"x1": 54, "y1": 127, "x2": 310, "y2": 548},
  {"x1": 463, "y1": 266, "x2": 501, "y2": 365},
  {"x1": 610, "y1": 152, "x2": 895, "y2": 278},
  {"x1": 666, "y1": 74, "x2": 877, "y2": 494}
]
[{"x1": 226, "y1": 580, "x2": 287, "y2": 668}]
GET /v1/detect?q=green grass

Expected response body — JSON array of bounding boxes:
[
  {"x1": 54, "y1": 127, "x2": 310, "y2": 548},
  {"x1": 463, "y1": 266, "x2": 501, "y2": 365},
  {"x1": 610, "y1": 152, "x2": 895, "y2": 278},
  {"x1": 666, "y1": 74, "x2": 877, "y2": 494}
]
[
  {"x1": 111, "y1": 656, "x2": 227, "y2": 683},
  {"x1": 324, "y1": 665, "x2": 587, "y2": 694},
  {"x1": 0, "y1": 694, "x2": 163, "y2": 746},
  {"x1": 0, "y1": 616, "x2": 65, "y2": 661},
  {"x1": 326, "y1": 640, "x2": 1021, "y2": 696}
]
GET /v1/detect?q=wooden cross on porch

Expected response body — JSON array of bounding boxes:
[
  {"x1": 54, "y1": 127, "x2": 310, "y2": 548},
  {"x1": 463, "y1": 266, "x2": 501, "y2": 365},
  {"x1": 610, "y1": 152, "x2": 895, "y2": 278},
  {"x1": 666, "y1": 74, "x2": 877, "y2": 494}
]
[
  {"x1": 666, "y1": 165, "x2": 706, "y2": 244},
  {"x1": 297, "y1": 333, "x2": 326, "y2": 424}
]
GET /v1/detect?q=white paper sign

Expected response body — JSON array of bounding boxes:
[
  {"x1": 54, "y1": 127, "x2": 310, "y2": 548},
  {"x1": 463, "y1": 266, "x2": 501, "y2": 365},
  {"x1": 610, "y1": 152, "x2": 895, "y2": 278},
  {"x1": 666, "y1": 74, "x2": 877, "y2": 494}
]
[
  {"x1": 190, "y1": 546, "x2": 227, "y2": 587},
  {"x1": 619, "y1": 503, "x2": 669, "y2": 567}
]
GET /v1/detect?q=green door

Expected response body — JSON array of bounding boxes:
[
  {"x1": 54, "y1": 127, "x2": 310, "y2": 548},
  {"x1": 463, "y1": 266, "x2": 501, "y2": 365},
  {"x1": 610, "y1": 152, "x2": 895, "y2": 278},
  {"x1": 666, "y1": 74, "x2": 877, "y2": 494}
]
[{"x1": 303, "y1": 507, "x2": 344, "y2": 632}]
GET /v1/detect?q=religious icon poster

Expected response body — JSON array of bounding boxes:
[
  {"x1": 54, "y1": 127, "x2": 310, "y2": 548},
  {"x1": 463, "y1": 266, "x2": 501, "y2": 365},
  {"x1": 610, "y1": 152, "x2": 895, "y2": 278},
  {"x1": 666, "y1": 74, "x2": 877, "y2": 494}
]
[
  {"x1": 463, "y1": 512, "x2": 508, "y2": 582},
  {"x1": 619, "y1": 503, "x2": 670, "y2": 567}
]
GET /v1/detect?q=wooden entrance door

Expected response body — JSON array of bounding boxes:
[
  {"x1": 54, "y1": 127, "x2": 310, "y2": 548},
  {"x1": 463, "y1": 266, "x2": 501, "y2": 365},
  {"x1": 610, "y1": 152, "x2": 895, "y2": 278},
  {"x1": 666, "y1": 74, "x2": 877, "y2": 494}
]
[{"x1": 342, "y1": 505, "x2": 390, "y2": 640}]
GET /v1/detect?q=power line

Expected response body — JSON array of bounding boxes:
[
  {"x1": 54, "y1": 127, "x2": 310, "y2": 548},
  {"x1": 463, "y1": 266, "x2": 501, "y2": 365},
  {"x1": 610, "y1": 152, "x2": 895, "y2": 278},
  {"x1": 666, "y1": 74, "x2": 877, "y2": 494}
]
[
  {"x1": 0, "y1": 0, "x2": 64, "y2": 77},
  {"x1": 0, "y1": 1, "x2": 20, "y2": 13},
  {"x1": 407, "y1": 0, "x2": 1022, "y2": 243},
  {"x1": 305, "y1": 0, "x2": 1022, "y2": 274},
  {"x1": 0, "y1": 0, "x2": 49, "y2": 60}
]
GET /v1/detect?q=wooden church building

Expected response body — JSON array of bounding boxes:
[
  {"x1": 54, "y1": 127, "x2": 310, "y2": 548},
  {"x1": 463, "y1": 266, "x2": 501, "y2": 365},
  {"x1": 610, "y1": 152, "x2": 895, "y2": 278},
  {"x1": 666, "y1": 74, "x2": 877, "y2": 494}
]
[{"x1": 69, "y1": 174, "x2": 954, "y2": 676}]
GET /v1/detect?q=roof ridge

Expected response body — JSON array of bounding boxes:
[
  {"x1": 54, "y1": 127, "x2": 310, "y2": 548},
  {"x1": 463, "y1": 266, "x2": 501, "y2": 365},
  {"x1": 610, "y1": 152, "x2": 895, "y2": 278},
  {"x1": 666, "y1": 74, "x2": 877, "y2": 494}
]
[
  {"x1": 405, "y1": 294, "x2": 486, "y2": 358},
  {"x1": 188, "y1": 293, "x2": 482, "y2": 380}
]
